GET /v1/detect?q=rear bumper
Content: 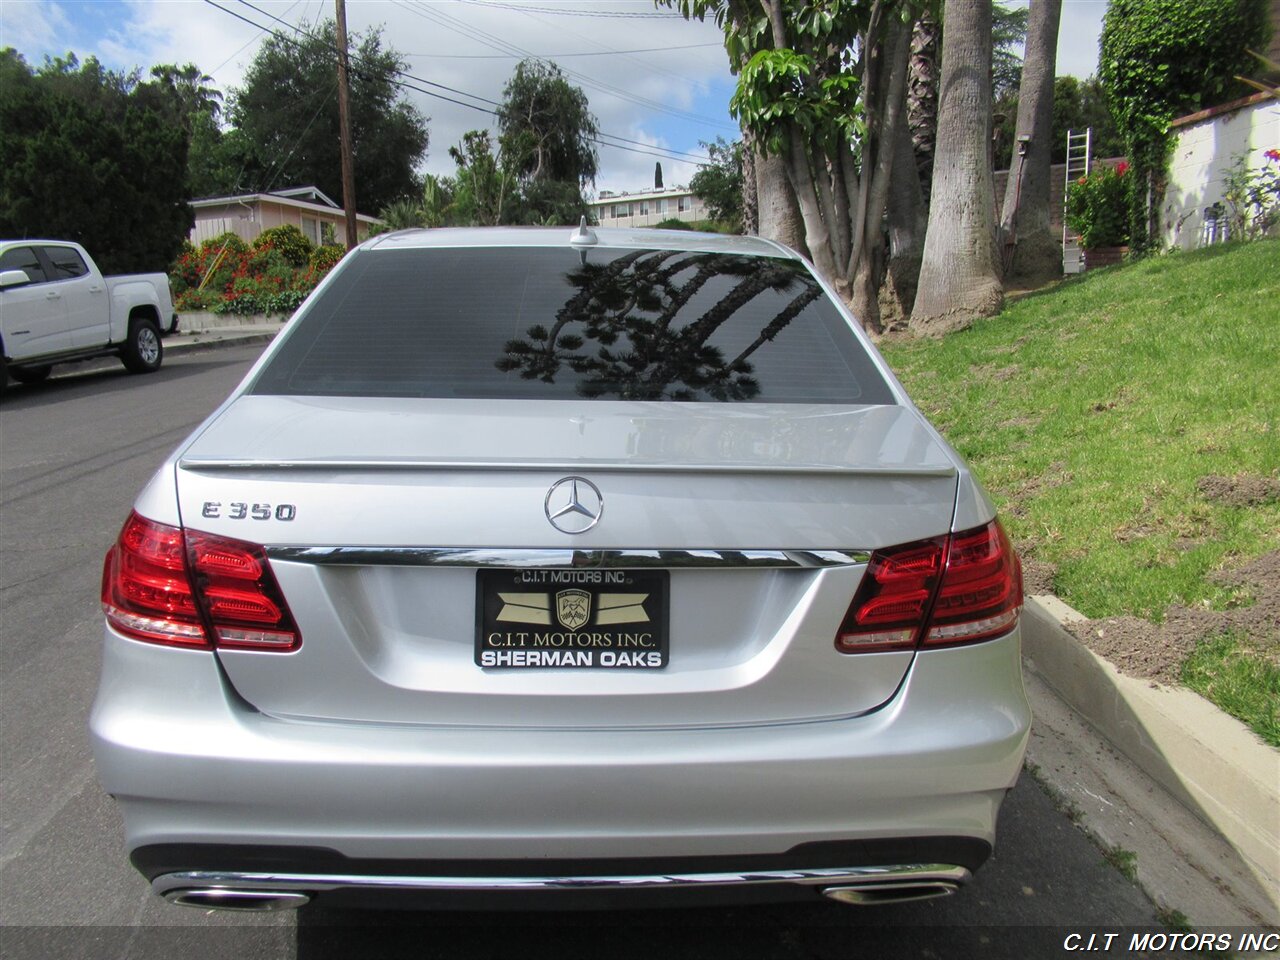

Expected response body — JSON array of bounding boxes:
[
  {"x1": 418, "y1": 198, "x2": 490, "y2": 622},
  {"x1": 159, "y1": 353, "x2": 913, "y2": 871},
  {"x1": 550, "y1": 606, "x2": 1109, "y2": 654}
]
[
  {"x1": 144, "y1": 855, "x2": 979, "y2": 911},
  {"x1": 90, "y1": 627, "x2": 1030, "y2": 901}
]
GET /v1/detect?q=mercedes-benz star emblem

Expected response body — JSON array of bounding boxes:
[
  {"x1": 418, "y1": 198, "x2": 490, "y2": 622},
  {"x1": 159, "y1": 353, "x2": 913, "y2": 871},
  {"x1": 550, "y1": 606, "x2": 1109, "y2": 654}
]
[{"x1": 544, "y1": 477, "x2": 603, "y2": 534}]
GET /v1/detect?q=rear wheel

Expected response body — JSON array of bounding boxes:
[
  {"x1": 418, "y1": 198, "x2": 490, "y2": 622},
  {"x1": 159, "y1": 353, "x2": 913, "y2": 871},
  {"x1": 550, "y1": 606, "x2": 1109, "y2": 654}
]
[
  {"x1": 121, "y1": 318, "x2": 163, "y2": 374},
  {"x1": 9, "y1": 364, "x2": 52, "y2": 384}
]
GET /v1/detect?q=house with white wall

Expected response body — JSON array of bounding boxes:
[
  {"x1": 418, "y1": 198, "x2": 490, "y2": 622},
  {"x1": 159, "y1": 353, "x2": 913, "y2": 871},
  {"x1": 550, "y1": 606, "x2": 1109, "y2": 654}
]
[
  {"x1": 586, "y1": 187, "x2": 708, "y2": 229},
  {"x1": 1161, "y1": 93, "x2": 1279, "y2": 250}
]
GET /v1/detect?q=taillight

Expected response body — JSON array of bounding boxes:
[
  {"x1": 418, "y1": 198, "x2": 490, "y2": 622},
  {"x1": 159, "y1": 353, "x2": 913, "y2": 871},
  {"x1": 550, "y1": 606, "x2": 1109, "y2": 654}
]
[
  {"x1": 835, "y1": 520, "x2": 1021, "y2": 654},
  {"x1": 102, "y1": 512, "x2": 300, "y2": 652},
  {"x1": 835, "y1": 536, "x2": 947, "y2": 653}
]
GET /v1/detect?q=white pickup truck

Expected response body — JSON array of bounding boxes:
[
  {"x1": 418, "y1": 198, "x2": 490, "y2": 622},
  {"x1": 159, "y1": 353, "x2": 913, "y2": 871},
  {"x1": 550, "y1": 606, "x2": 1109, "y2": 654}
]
[{"x1": 0, "y1": 239, "x2": 178, "y2": 394}]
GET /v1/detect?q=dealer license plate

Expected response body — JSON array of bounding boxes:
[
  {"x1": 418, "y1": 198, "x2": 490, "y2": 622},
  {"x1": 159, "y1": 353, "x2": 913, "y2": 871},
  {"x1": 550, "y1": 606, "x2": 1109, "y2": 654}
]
[{"x1": 475, "y1": 569, "x2": 669, "y2": 669}]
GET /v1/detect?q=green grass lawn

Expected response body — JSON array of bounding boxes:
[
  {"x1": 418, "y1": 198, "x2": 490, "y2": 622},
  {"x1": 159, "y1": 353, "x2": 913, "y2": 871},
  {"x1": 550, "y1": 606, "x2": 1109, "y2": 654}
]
[{"x1": 879, "y1": 240, "x2": 1280, "y2": 743}]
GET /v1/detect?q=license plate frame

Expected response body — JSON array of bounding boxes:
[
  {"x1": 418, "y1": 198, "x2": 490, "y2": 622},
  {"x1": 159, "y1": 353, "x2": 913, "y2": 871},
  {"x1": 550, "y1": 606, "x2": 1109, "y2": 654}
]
[{"x1": 475, "y1": 568, "x2": 669, "y2": 669}]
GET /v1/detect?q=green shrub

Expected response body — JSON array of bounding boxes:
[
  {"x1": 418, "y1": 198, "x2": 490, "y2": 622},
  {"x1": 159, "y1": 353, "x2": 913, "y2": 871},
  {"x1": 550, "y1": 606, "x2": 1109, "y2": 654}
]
[
  {"x1": 199, "y1": 231, "x2": 249, "y2": 257},
  {"x1": 310, "y1": 244, "x2": 345, "y2": 273},
  {"x1": 1066, "y1": 163, "x2": 1132, "y2": 248},
  {"x1": 174, "y1": 288, "x2": 215, "y2": 311},
  {"x1": 654, "y1": 218, "x2": 694, "y2": 231},
  {"x1": 213, "y1": 288, "x2": 308, "y2": 316},
  {"x1": 255, "y1": 224, "x2": 314, "y2": 267}
]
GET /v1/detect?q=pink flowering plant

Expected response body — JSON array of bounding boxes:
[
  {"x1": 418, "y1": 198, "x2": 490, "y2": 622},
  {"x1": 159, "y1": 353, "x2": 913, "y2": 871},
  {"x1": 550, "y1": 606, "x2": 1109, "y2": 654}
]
[{"x1": 1065, "y1": 162, "x2": 1131, "y2": 249}]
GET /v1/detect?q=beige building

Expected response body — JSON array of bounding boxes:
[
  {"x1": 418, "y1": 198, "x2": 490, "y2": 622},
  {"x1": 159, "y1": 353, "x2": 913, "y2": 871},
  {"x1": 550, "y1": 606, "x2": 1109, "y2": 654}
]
[
  {"x1": 587, "y1": 187, "x2": 708, "y2": 229},
  {"x1": 188, "y1": 186, "x2": 380, "y2": 248}
]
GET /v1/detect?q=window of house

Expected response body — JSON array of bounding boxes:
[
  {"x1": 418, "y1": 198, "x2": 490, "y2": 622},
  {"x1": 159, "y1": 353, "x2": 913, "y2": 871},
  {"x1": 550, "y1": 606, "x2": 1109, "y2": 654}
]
[
  {"x1": 678, "y1": 195, "x2": 691, "y2": 213},
  {"x1": 639, "y1": 201, "x2": 649, "y2": 216},
  {"x1": 657, "y1": 199, "x2": 668, "y2": 215},
  {"x1": 301, "y1": 217, "x2": 320, "y2": 245}
]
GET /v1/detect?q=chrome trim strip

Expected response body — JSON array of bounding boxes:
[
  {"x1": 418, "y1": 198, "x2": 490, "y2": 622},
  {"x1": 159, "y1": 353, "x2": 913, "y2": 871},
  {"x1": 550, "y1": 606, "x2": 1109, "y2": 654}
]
[
  {"x1": 178, "y1": 456, "x2": 957, "y2": 478},
  {"x1": 265, "y1": 547, "x2": 873, "y2": 569},
  {"x1": 154, "y1": 864, "x2": 970, "y2": 897}
]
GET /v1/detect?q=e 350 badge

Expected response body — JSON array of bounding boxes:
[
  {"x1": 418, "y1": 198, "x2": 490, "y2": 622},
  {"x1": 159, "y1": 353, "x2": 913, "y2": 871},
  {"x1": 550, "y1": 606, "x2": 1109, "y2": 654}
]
[{"x1": 201, "y1": 501, "x2": 297, "y2": 521}]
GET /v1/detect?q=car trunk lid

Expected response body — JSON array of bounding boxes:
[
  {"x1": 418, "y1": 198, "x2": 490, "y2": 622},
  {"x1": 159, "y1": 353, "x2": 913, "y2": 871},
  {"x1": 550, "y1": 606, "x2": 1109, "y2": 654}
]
[{"x1": 175, "y1": 396, "x2": 959, "y2": 728}]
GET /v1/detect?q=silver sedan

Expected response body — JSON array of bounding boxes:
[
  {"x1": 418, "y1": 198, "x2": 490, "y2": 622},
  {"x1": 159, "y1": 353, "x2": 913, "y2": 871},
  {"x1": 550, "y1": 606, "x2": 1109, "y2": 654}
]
[{"x1": 91, "y1": 226, "x2": 1029, "y2": 912}]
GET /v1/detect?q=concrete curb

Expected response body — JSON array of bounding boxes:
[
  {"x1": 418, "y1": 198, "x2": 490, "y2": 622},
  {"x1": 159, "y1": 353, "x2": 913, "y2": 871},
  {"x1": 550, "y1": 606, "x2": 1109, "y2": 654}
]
[
  {"x1": 177, "y1": 311, "x2": 290, "y2": 332},
  {"x1": 165, "y1": 322, "x2": 285, "y2": 354},
  {"x1": 1021, "y1": 595, "x2": 1280, "y2": 905}
]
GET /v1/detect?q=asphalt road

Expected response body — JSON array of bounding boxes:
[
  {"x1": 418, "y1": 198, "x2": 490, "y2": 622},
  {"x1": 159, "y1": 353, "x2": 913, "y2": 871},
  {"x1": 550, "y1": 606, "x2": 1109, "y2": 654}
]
[{"x1": 0, "y1": 345, "x2": 1178, "y2": 959}]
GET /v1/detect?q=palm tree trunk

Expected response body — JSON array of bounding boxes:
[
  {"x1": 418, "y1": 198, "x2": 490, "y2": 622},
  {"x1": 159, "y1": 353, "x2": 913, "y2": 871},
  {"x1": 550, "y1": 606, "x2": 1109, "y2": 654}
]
[
  {"x1": 880, "y1": 116, "x2": 927, "y2": 328},
  {"x1": 1000, "y1": 0, "x2": 1063, "y2": 285},
  {"x1": 907, "y1": 10, "x2": 940, "y2": 201},
  {"x1": 911, "y1": 0, "x2": 1004, "y2": 334},
  {"x1": 741, "y1": 132, "x2": 759, "y2": 236}
]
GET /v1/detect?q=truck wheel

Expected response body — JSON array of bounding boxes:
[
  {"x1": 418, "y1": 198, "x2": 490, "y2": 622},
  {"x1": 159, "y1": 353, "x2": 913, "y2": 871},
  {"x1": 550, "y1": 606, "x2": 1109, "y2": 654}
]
[
  {"x1": 10, "y1": 365, "x2": 52, "y2": 384},
  {"x1": 121, "y1": 318, "x2": 163, "y2": 374}
]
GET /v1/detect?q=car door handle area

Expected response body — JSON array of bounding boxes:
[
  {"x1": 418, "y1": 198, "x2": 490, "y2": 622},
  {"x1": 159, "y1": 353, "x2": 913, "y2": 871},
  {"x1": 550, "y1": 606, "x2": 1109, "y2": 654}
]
[
  {"x1": 88, "y1": 285, "x2": 104, "y2": 293},
  {"x1": 45, "y1": 291, "x2": 62, "y2": 300}
]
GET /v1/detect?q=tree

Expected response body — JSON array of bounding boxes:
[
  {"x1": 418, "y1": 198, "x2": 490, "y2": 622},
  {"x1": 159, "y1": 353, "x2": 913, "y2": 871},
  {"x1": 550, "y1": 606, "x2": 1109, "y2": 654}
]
[
  {"x1": 495, "y1": 59, "x2": 596, "y2": 224},
  {"x1": 228, "y1": 20, "x2": 428, "y2": 211},
  {"x1": 683, "y1": 12, "x2": 804, "y2": 254},
  {"x1": 880, "y1": 115, "x2": 927, "y2": 326},
  {"x1": 149, "y1": 62, "x2": 231, "y2": 199},
  {"x1": 448, "y1": 130, "x2": 515, "y2": 227},
  {"x1": 1100, "y1": 0, "x2": 1270, "y2": 251},
  {"x1": 999, "y1": 0, "x2": 1063, "y2": 284},
  {"x1": 0, "y1": 49, "x2": 192, "y2": 273},
  {"x1": 991, "y1": 3, "x2": 1030, "y2": 101},
  {"x1": 1050, "y1": 77, "x2": 1123, "y2": 164},
  {"x1": 664, "y1": 0, "x2": 915, "y2": 334},
  {"x1": 907, "y1": 8, "x2": 941, "y2": 198},
  {"x1": 690, "y1": 137, "x2": 744, "y2": 231},
  {"x1": 911, "y1": 0, "x2": 1003, "y2": 333},
  {"x1": 498, "y1": 60, "x2": 598, "y2": 186},
  {"x1": 149, "y1": 62, "x2": 221, "y2": 132},
  {"x1": 994, "y1": 75, "x2": 1124, "y2": 170},
  {"x1": 753, "y1": 146, "x2": 808, "y2": 254}
]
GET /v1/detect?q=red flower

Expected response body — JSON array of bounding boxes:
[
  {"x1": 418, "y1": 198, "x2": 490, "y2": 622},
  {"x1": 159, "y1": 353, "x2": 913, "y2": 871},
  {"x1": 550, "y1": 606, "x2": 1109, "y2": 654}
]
[
  {"x1": 1077, "y1": 176, "x2": 1087, "y2": 185},
  {"x1": 1115, "y1": 161, "x2": 1129, "y2": 176},
  {"x1": 1266, "y1": 149, "x2": 1280, "y2": 163}
]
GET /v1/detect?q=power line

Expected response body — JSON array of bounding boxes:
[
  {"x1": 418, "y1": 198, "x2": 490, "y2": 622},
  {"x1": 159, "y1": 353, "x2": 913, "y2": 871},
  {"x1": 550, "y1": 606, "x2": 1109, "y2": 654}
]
[
  {"x1": 395, "y1": 0, "x2": 736, "y2": 131},
  {"x1": 204, "y1": 0, "x2": 718, "y2": 169},
  {"x1": 211, "y1": 0, "x2": 302, "y2": 74},
  {"x1": 404, "y1": 41, "x2": 721, "y2": 58},
  {"x1": 236, "y1": 0, "x2": 504, "y2": 107},
  {"x1": 455, "y1": 1, "x2": 683, "y2": 19},
  {"x1": 488, "y1": 0, "x2": 712, "y2": 93}
]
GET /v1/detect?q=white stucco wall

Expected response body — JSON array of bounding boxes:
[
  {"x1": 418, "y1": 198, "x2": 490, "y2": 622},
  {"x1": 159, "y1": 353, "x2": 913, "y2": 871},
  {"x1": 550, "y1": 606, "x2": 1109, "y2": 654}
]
[{"x1": 1162, "y1": 97, "x2": 1279, "y2": 250}]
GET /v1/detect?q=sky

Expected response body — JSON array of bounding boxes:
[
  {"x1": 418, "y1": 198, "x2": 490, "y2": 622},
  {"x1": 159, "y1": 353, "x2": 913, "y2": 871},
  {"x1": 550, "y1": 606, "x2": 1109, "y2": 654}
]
[{"x1": 0, "y1": 0, "x2": 1109, "y2": 200}]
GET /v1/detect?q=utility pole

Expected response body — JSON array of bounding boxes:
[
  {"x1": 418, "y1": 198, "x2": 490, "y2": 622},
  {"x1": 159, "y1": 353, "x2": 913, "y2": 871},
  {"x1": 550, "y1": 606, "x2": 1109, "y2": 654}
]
[{"x1": 334, "y1": 0, "x2": 358, "y2": 248}]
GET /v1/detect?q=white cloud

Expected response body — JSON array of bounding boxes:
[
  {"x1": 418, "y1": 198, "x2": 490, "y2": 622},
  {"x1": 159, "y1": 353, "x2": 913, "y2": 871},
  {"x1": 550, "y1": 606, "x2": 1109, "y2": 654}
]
[{"x1": 0, "y1": 0, "x2": 74, "y2": 59}]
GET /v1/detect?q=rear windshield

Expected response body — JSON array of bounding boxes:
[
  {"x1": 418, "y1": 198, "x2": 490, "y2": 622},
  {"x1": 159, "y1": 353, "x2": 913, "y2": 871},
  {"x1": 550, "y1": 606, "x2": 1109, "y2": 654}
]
[{"x1": 250, "y1": 246, "x2": 895, "y2": 404}]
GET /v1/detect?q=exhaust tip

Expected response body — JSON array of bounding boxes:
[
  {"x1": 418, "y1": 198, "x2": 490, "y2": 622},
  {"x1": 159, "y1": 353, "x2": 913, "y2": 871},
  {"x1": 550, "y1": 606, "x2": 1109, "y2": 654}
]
[
  {"x1": 163, "y1": 888, "x2": 311, "y2": 911},
  {"x1": 822, "y1": 881, "x2": 960, "y2": 905}
]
